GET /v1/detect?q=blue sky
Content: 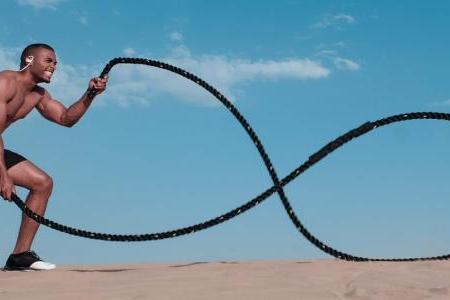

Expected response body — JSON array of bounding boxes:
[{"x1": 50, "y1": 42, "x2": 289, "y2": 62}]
[{"x1": 1, "y1": 0, "x2": 450, "y2": 265}]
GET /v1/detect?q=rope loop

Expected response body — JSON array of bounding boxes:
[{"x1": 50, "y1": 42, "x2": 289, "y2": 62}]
[{"x1": 9, "y1": 57, "x2": 450, "y2": 262}]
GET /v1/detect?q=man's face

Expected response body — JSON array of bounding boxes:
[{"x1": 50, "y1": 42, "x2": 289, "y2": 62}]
[{"x1": 29, "y1": 48, "x2": 57, "y2": 83}]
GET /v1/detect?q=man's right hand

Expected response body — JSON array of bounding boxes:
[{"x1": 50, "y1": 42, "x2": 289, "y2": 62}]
[{"x1": 0, "y1": 172, "x2": 15, "y2": 201}]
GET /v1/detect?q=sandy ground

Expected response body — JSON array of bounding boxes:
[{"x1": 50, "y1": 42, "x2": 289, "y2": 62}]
[{"x1": 1, "y1": 259, "x2": 450, "y2": 299}]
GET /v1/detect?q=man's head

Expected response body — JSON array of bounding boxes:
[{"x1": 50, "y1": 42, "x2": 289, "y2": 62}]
[{"x1": 20, "y1": 43, "x2": 57, "y2": 83}]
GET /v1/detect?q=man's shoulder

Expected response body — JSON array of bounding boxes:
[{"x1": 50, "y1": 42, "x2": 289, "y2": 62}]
[
  {"x1": 0, "y1": 71, "x2": 17, "y2": 95},
  {"x1": 30, "y1": 86, "x2": 49, "y2": 105},
  {"x1": 0, "y1": 70, "x2": 17, "y2": 84}
]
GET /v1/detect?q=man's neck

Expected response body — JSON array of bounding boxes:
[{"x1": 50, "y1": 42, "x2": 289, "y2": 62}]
[{"x1": 17, "y1": 71, "x2": 38, "y2": 92}]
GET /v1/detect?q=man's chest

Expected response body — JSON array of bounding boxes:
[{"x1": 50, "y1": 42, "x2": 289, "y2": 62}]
[{"x1": 7, "y1": 92, "x2": 41, "y2": 121}]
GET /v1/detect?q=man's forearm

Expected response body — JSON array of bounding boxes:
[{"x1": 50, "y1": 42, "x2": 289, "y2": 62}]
[
  {"x1": 62, "y1": 90, "x2": 95, "y2": 127},
  {"x1": 0, "y1": 136, "x2": 8, "y2": 176}
]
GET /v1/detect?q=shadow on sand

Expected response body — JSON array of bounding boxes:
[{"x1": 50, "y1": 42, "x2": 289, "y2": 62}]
[
  {"x1": 170, "y1": 261, "x2": 239, "y2": 268},
  {"x1": 68, "y1": 268, "x2": 135, "y2": 273}
]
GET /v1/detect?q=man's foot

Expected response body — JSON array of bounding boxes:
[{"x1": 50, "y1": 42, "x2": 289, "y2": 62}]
[{"x1": 4, "y1": 251, "x2": 56, "y2": 271}]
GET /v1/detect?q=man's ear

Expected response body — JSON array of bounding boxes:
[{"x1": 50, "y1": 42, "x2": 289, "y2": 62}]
[{"x1": 20, "y1": 56, "x2": 34, "y2": 72}]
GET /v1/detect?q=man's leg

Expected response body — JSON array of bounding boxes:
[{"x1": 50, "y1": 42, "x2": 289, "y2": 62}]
[{"x1": 7, "y1": 160, "x2": 53, "y2": 253}]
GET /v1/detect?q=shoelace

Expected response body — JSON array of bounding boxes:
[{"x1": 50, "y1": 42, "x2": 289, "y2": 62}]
[{"x1": 28, "y1": 251, "x2": 41, "y2": 261}]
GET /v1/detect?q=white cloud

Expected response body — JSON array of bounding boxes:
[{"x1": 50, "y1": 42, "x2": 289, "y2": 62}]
[
  {"x1": 314, "y1": 47, "x2": 360, "y2": 72},
  {"x1": 333, "y1": 57, "x2": 360, "y2": 71},
  {"x1": 123, "y1": 48, "x2": 136, "y2": 56},
  {"x1": 312, "y1": 13, "x2": 356, "y2": 29},
  {"x1": 0, "y1": 44, "x2": 330, "y2": 107},
  {"x1": 0, "y1": 46, "x2": 20, "y2": 70},
  {"x1": 334, "y1": 14, "x2": 356, "y2": 24},
  {"x1": 79, "y1": 16, "x2": 88, "y2": 25},
  {"x1": 102, "y1": 45, "x2": 330, "y2": 106},
  {"x1": 316, "y1": 50, "x2": 337, "y2": 57},
  {"x1": 170, "y1": 31, "x2": 183, "y2": 42},
  {"x1": 435, "y1": 99, "x2": 450, "y2": 106},
  {"x1": 428, "y1": 99, "x2": 450, "y2": 108},
  {"x1": 16, "y1": 0, "x2": 65, "y2": 10}
]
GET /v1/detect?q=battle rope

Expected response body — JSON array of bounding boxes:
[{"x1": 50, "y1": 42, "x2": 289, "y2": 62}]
[{"x1": 8, "y1": 57, "x2": 450, "y2": 262}]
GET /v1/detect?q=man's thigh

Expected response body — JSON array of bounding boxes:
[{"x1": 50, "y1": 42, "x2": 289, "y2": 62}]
[{"x1": 7, "y1": 159, "x2": 50, "y2": 190}]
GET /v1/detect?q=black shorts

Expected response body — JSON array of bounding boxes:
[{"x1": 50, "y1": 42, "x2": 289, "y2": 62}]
[{"x1": 4, "y1": 149, "x2": 27, "y2": 169}]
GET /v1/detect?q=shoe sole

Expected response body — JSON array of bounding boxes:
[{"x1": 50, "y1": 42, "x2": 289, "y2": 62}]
[
  {"x1": 3, "y1": 264, "x2": 56, "y2": 271},
  {"x1": 30, "y1": 261, "x2": 56, "y2": 270},
  {"x1": 2, "y1": 266, "x2": 33, "y2": 272}
]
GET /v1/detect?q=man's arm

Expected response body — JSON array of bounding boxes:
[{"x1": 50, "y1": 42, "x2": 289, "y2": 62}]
[
  {"x1": 0, "y1": 77, "x2": 16, "y2": 200},
  {"x1": 36, "y1": 76, "x2": 107, "y2": 127},
  {"x1": 0, "y1": 102, "x2": 9, "y2": 172}
]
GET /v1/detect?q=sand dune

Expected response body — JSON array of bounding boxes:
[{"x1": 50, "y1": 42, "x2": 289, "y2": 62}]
[{"x1": 1, "y1": 260, "x2": 449, "y2": 299}]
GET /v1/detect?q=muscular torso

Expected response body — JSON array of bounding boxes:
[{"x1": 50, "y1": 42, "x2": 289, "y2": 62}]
[{"x1": 1, "y1": 71, "x2": 43, "y2": 129}]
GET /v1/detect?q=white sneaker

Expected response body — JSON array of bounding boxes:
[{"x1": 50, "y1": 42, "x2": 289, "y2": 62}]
[{"x1": 4, "y1": 251, "x2": 56, "y2": 271}]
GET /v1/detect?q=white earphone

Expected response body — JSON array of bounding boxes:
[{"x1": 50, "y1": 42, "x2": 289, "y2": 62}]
[{"x1": 20, "y1": 55, "x2": 34, "y2": 72}]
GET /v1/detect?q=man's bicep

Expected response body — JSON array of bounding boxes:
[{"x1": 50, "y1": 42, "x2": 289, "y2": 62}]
[{"x1": 36, "y1": 91, "x2": 67, "y2": 124}]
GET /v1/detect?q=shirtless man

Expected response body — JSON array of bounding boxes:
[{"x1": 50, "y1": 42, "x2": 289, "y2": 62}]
[{"x1": 0, "y1": 43, "x2": 108, "y2": 271}]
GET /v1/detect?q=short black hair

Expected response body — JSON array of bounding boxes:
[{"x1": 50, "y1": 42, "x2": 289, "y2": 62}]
[{"x1": 20, "y1": 43, "x2": 55, "y2": 68}]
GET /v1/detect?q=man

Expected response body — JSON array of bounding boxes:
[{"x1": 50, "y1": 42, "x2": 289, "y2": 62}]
[{"x1": 0, "y1": 43, "x2": 108, "y2": 271}]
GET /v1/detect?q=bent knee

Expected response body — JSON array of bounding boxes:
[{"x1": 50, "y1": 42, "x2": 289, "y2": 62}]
[{"x1": 32, "y1": 174, "x2": 53, "y2": 193}]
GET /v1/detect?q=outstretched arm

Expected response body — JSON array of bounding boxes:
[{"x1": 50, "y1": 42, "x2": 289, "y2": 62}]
[{"x1": 36, "y1": 76, "x2": 108, "y2": 127}]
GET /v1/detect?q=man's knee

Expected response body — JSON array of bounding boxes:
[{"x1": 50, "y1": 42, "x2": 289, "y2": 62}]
[{"x1": 32, "y1": 174, "x2": 53, "y2": 193}]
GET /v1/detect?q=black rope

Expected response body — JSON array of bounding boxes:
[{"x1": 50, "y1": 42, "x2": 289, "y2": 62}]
[{"x1": 8, "y1": 57, "x2": 450, "y2": 262}]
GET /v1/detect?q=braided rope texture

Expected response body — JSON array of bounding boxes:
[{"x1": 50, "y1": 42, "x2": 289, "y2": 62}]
[{"x1": 9, "y1": 57, "x2": 450, "y2": 262}]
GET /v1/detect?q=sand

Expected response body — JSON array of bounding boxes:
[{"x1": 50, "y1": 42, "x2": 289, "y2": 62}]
[{"x1": 1, "y1": 259, "x2": 449, "y2": 299}]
